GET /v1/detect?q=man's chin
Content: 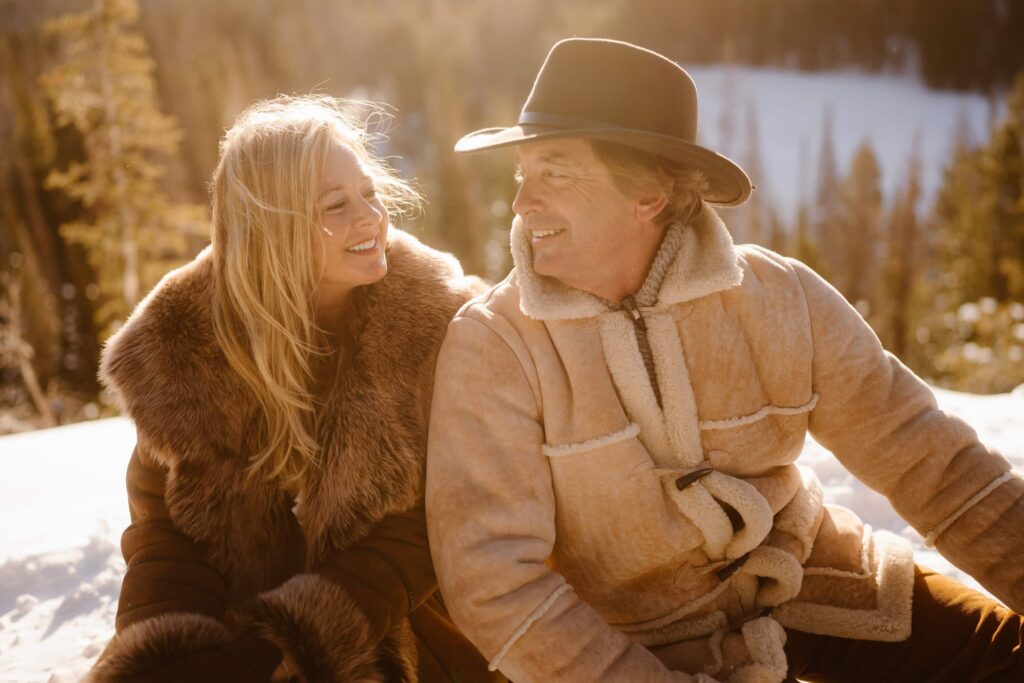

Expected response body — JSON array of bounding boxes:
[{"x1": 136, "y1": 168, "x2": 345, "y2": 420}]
[{"x1": 531, "y1": 256, "x2": 560, "y2": 280}]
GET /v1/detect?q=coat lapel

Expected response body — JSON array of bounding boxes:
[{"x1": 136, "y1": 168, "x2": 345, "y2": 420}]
[
  {"x1": 511, "y1": 203, "x2": 744, "y2": 321},
  {"x1": 102, "y1": 229, "x2": 476, "y2": 585}
]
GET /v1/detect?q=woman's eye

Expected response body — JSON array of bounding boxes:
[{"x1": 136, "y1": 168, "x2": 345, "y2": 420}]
[{"x1": 325, "y1": 200, "x2": 346, "y2": 213}]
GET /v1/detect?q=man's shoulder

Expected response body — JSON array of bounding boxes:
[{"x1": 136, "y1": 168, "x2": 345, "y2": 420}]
[
  {"x1": 443, "y1": 269, "x2": 551, "y2": 367},
  {"x1": 453, "y1": 268, "x2": 529, "y2": 323},
  {"x1": 730, "y1": 244, "x2": 811, "y2": 290},
  {"x1": 734, "y1": 243, "x2": 797, "y2": 271}
]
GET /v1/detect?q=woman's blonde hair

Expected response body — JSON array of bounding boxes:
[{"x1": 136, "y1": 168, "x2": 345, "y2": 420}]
[
  {"x1": 591, "y1": 140, "x2": 708, "y2": 227},
  {"x1": 209, "y1": 95, "x2": 420, "y2": 486}
]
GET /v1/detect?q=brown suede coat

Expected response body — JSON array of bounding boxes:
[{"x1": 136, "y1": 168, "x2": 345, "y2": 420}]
[
  {"x1": 426, "y1": 205, "x2": 1024, "y2": 683},
  {"x1": 87, "y1": 229, "x2": 501, "y2": 683}
]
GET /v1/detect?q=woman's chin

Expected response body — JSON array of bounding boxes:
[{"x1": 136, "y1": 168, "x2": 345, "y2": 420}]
[{"x1": 358, "y1": 256, "x2": 388, "y2": 285}]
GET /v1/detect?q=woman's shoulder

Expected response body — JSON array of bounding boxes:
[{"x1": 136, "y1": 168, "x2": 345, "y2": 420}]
[
  {"x1": 100, "y1": 248, "x2": 249, "y2": 463},
  {"x1": 384, "y1": 228, "x2": 487, "y2": 303},
  {"x1": 100, "y1": 248, "x2": 218, "y2": 394},
  {"x1": 345, "y1": 230, "x2": 487, "y2": 383}
]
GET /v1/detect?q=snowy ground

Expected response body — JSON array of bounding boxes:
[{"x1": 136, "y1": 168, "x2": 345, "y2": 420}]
[{"x1": 1, "y1": 387, "x2": 1021, "y2": 682}]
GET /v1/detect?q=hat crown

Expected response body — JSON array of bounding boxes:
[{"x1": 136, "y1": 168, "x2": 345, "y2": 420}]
[
  {"x1": 520, "y1": 38, "x2": 698, "y2": 142},
  {"x1": 453, "y1": 37, "x2": 752, "y2": 206}
]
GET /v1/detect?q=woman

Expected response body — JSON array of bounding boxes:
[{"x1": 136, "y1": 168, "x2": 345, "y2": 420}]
[{"x1": 87, "y1": 96, "x2": 499, "y2": 682}]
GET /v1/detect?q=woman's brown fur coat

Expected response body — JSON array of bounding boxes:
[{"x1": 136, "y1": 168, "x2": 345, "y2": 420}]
[{"x1": 86, "y1": 229, "x2": 497, "y2": 682}]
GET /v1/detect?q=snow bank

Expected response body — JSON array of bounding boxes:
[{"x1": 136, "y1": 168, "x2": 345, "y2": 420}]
[{"x1": 1, "y1": 391, "x2": 1020, "y2": 681}]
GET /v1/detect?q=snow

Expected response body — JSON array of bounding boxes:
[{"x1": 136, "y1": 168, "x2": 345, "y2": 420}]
[
  {"x1": 0, "y1": 388, "x2": 1020, "y2": 681},
  {"x1": 0, "y1": 419, "x2": 134, "y2": 683}
]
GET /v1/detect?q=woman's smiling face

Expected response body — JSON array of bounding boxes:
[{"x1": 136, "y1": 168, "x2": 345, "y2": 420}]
[{"x1": 314, "y1": 141, "x2": 389, "y2": 311}]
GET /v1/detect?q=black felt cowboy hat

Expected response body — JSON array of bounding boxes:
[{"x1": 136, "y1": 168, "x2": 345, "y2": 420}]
[{"x1": 455, "y1": 37, "x2": 752, "y2": 206}]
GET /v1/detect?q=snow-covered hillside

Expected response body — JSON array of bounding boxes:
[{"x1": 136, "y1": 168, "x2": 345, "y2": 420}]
[{"x1": 1, "y1": 387, "x2": 1021, "y2": 682}]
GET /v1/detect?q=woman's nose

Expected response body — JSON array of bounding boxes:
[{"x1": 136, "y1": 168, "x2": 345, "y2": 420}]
[{"x1": 354, "y1": 196, "x2": 384, "y2": 225}]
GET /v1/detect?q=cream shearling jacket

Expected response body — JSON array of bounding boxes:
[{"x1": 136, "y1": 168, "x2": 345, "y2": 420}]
[{"x1": 426, "y1": 205, "x2": 1024, "y2": 683}]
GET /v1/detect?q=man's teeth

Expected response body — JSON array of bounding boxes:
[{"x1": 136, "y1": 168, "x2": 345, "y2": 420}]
[
  {"x1": 347, "y1": 238, "x2": 376, "y2": 252},
  {"x1": 532, "y1": 229, "x2": 564, "y2": 238}
]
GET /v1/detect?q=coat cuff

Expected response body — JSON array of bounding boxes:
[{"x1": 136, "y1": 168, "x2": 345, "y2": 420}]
[
  {"x1": 85, "y1": 612, "x2": 236, "y2": 681},
  {"x1": 236, "y1": 573, "x2": 416, "y2": 682}
]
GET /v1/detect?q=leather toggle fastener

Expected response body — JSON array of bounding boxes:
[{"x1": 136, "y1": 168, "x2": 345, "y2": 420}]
[
  {"x1": 621, "y1": 296, "x2": 648, "y2": 332},
  {"x1": 675, "y1": 467, "x2": 713, "y2": 491},
  {"x1": 714, "y1": 551, "x2": 751, "y2": 582}
]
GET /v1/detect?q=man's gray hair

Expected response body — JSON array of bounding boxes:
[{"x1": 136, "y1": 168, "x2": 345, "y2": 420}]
[{"x1": 590, "y1": 140, "x2": 709, "y2": 227}]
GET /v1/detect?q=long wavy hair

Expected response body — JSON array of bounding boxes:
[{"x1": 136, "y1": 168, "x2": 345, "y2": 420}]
[{"x1": 209, "y1": 95, "x2": 421, "y2": 486}]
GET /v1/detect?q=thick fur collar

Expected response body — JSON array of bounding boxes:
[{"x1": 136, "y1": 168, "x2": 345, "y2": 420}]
[
  {"x1": 510, "y1": 202, "x2": 744, "y2": 320},
  {"x1": 101, "y1": 229, "x2": 478, "y2": 590}
]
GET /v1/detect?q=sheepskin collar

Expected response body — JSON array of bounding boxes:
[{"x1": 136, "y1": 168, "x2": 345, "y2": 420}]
[
  {"x1": 101, "y1": 229, "x2": 471, "y2": 591},
  {"x1": 510, "y1": 202, "x2": 744, "y2": 321}
]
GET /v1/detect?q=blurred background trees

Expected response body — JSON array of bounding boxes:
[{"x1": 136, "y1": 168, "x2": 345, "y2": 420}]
[
  {"x1": 41, "y1": 0, "x2": 206, "y2": 340},
  {"x1": 1, "y1": 0, "x2": 1022, "y2": 432}
]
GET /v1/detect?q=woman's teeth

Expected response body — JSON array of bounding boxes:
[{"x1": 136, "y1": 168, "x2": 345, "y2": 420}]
[{"x1": 346, "y1": 238, "x2": 377, "y2": 253}]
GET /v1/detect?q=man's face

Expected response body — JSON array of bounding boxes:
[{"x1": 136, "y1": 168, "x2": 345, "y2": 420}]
[{"x1": 512, "y1": 138, "x2": 661, "y2": 301}]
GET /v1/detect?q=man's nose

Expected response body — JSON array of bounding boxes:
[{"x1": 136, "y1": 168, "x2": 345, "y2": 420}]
[{"x1": 512, "y1": 179, "x2": 540, "y2": 216}]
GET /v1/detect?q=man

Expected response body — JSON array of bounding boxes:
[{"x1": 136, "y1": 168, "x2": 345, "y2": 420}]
[{"x1": 426, "y1": 38, "x2": 1023, "y2": 682}]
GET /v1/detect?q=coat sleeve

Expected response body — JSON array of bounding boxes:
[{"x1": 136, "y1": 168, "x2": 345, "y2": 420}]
[
  {"x1": 313, "y1": 506, "x2": 436, "y2": 643},
  {"x1": 116, "y1": 445, "x2": 230, "y2": 630},
  {"x1": 87, "y1": 445, "x2": 283, "y2": 682},
  {"x1": 231, "y1": 517, "x2": 424, "y2": 683},
  {"x1": 96, "y1": 444, "x2": 409, "y2": 682},
  {"x1": 792, "y1": 258, "x2": 1024, "y2": 612},
  {"x1": 427, "y1": 314, "x2": 705, "y2": 683}
]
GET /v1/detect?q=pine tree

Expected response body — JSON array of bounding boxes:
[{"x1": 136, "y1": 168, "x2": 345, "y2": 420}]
[
  {"x1": 0, "y1": 268, "x2": 56, "y2": 426},
  {"x1": 934, "y1": 73, "x2": 1024, "y2": 308},
  {"x1": 716, "y1": 38, "x2": 739, "y2": 162},
  {"x1": 40, "y1": 0, "x2": 206, "y2": 340},
  {"x1": 921, "y1": 73, "x2": 1024, "y2": 392},
  {"x1": 983, "y1": 74, "x2": 1024, "y2": 302},
  {"x1": 814, "y1": 104, "x2": 840, "y2": 282},
  {"x1": 736, "y1": 100, "x2": 767, "y2": 246},
  {"x1": 791, "y1": 201, "x2": 829, "y2": 277},
  {"x1": 0, "y1": 34, "x2": 65, "y2": 385},
  {"x1": 879, "y1": 134, "x2": 924, "y2": 356},
  {"x1": 834, "y1": 138, "x2": 883, "y2": 311}
]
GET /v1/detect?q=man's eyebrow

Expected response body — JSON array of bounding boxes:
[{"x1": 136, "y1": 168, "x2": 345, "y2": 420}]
[{"x1": 516, "y1": 151, "x2": 581, "y2": 169}]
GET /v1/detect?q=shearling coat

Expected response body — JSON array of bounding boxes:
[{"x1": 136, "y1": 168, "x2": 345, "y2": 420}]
[
  {"x1": 426, "y1": 205, "x2": 1024, "y2": 683},
  {"x1": 88, "y1": 229, "x2": 501, "y2": 682}
]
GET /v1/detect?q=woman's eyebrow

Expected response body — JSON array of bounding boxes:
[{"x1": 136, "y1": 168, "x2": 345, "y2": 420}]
[{"x1": 319, "y1": 176, "x2": 373, "y2": 199}]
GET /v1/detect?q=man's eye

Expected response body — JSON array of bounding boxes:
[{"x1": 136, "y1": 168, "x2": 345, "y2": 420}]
[{"x1": 542, "y1": 170, "x2": 565, "y2": 180}]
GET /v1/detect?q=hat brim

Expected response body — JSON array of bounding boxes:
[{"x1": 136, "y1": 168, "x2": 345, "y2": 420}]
[{"x1": 455, "y1": 124, "x2": 752, "y2": 207}]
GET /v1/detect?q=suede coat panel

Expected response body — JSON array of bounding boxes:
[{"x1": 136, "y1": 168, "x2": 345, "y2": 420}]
[
  {"x1": 88, "y1": 229, "x2": 500, "y2": 683},
  {"x1": 426, "y1": 205, "x2": 1024, "y2": 683}
]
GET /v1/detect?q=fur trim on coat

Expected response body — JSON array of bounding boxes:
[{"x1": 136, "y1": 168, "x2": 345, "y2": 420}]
[{"x1": 95, "y1": 228, "x2": 483, "y2": 681}]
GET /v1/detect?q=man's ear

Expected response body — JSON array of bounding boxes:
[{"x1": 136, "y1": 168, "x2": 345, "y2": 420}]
[{"x1": 634, "y1": 191, "x2": 669, "y2": 223}]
